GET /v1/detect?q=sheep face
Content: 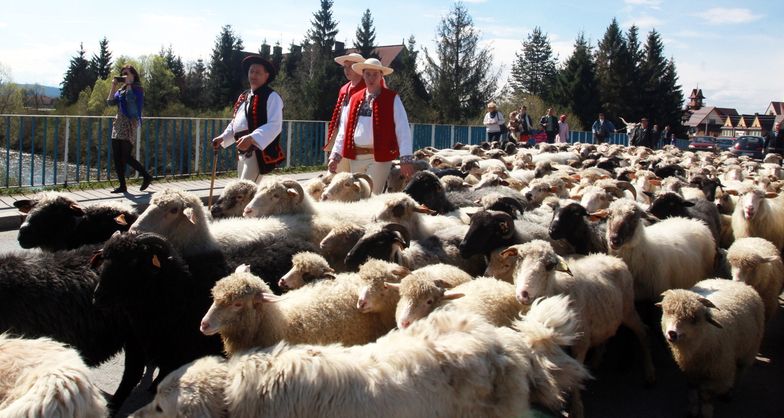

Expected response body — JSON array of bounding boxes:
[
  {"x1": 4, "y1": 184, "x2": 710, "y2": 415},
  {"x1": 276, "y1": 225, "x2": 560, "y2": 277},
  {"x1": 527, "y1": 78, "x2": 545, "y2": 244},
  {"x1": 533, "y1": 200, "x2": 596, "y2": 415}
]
[
  {"x1": 578, "y1": 187, "x2": 611, "y2": 214},
  {"x1": 321, "y1": 173, "x2": 371, "y2": 202},
  {"x1": 200, "y1": 272, "x2": 269, "y2": 336},
  {"x1": 606, "y1": 200, "x2": 644, "y2": 251},
  {"x1": 15, "y1": 194, "x2": 85, "y2": 250},
  {"x1": 131, "y1": 190, "x2": 204, "y2": 238},
  {"x1": 385, "y1": 165, "x2": 409, "y2": 192},
  {"x1": 459, "y1": 210, "x2": 515, "y2": 259},
  {"x1": 355, "y1": 260, "x2": 409, "y2": 313},
  {"x1": 356, "y1": 279, "x2": 396, "y2": 313},
  {"x1": 508, "y1": 242, "x2": 564, "y2": 305},
  {"x1": 738, "y1": 188, "x2": 766, "y2": 220},
  {"x1": 484, "y1": 248, "x2": 517, "y2": 281},
  {"x1": 403, "y1": 171, "x2": 451, "y2": 214},
  {"x1": 727, "y1": 253, "x2": 779, "y2": 284},
  {"x1": 658, "y1": 289, "x2": 722, "y2": 344},
  {"x1": 278, "y1": 253, "x2": 334, "y2": 291},
  {"x1": 344, "y1": 226, "x2": 408, "y2": 271},
  {"x1": 395, "y1": 280, "x2": 448, "y2": 329},
  {"x1": 243, "y1": 180, "x2": 303, "y2": 217},
  {"x1": 523, "y1": 181, "x2": 555, "y2": 206},
  {"x1": 647, "y1": 192, "x2": 693, "y2": 220},
  {"x1": 210, "y1": 180, "x2": 257, "y2": 219},
  {"x1": 549, "y1": 203, "x2": 588, "y2": 241}
]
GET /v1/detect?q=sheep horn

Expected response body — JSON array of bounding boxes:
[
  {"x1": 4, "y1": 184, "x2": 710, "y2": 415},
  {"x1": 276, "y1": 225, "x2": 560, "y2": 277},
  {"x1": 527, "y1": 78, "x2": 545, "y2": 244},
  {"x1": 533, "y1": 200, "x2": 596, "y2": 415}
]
[
  {"x1": 353, "y1": 173, "x2": 374, "y2": 192},
  {"x1": 382, "y1": 223, "x2": 411, "y2": 247},
  {"x1": 615, "y1": 181, "x2": 637, "y2": 200},
  {"x1": 282, "y1": 180, "x2": 305, "y2": 204}
]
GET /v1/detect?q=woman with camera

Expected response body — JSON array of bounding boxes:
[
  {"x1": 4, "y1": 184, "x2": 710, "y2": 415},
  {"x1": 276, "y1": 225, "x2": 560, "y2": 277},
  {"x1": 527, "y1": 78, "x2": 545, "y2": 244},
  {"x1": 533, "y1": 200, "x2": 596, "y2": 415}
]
[{"x1": 106, "y1": 64, "x2": 152, "y2": 193}]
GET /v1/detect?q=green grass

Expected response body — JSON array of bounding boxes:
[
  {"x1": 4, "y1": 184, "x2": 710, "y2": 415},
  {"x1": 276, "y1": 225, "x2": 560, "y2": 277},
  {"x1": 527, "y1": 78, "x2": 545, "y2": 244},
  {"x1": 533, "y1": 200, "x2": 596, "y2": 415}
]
[{"x1": 0, "y1": 165, "x2": 326, "y2": 196}]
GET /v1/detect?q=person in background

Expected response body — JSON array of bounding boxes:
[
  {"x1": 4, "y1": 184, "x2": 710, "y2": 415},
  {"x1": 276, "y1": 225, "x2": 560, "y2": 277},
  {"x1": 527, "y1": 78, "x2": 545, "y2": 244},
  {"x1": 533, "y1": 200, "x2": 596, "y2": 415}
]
[
  {"x1": 106, "y1": 64, "x2": 152, "y2": 193},
  {"x1": 630, "y1": 117, "x2": 656, "y2": 148},
  {"x1": 660, "y1": 125, "x2": 671, "y2": 149},
  {"x1": 765, "y1": 122, "x2": 784, "y2": 155},
  {"x1": 516, "y1": 105, "x2": 533, "y2": 143},
  {"x1": 324, "y1": 52, "x2": 365, "y2": 173},
  {"x1": 483, "y1": 102, "x2": 505, "y2": 141},
  {"x1": 652, "y1": 124, "x2": 660, "y2": 148},
  {"x1": 592, "y1": 112, "x2": 616, "y2": 144},
  {"x1": 328, "y1": 58, "x2": 413, "y2": 194},
  {"x1": 540, "y1": 108, "x2": 559, "y2": 144},
  {"x1": 212, "y1": 54, "x2": 284, "y2": 182},
  {"x1": 556, "y1": 114, "x2": 569, "y2": 143}
]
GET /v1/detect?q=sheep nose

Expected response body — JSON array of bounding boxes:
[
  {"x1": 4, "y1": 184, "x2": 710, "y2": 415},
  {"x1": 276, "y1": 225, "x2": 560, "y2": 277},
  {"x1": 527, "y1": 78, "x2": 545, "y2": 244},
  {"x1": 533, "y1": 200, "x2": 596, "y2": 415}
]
[
  {"x1": 667, "y1": 330, "x2": 678, "y2": 342},
  {"x1": 199, "y1": 321, "x2": 210, "y2": 333},
  {"x1": 243, "y1": 207, "x2": 253, "y2": 217},
  {"x1": 321, "y1": 195, "x2": 329, "y2": 201},
  {"x1": 525, "y1": 192, "x2": 533, "y2": 201},
  {"x1": 357, "y1": 300, "x2": 366, "y2": 310},
  {"x1": 400, "y1": 320, "x2": 411, "y2": 328},
  {"x1": 278, "y1": 279, "x2": 287, "y2": 289}
]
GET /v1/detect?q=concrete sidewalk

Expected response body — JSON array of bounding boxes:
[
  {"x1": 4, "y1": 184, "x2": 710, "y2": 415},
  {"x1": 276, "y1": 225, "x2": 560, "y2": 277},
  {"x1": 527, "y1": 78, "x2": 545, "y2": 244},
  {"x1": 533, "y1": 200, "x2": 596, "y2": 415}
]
[{"x1": 0, "y1": 172, "x2": 318, "y2": 231}]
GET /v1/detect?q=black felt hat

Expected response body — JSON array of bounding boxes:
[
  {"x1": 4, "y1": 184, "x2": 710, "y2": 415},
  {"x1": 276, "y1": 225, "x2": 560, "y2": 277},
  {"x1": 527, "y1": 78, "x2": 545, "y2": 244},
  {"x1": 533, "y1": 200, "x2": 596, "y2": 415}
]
[{"x1": 242, "y1": 54, "x2": 277, "y2": 83}]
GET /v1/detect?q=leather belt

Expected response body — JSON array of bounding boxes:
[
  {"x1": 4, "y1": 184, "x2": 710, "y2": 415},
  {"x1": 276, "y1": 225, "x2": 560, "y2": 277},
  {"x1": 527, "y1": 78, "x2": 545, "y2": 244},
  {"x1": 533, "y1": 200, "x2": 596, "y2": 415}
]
[{"x1": 355, "y1": 147, "x2": 374, "y2": 155}]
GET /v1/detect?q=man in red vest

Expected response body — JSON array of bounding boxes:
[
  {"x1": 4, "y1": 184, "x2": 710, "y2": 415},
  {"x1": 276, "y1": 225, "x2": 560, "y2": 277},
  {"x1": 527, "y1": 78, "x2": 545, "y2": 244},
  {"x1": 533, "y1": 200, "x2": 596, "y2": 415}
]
[
  {"x1": 212, "y1": 55, "x2": 284, "y2": 182},
  {"x1": 328, "y1": 58, "x2": 414, "y2": 194},
  {"x1": 324, "y1": 52, "x2": 365, "y2": 173}
]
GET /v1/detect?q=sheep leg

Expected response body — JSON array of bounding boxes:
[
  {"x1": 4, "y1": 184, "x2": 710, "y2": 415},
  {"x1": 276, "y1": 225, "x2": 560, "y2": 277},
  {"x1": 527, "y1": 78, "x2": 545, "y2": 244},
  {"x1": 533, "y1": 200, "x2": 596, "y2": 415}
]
[
  {"x1": 622, "y1": 310, "x2": 656, "y2": 386},
  {"x1": 108, "y1": 339, "x2": 145, "y2": 414},
  {"x1": 698, "y1": 388, "x2": 714, "y2": 418}
]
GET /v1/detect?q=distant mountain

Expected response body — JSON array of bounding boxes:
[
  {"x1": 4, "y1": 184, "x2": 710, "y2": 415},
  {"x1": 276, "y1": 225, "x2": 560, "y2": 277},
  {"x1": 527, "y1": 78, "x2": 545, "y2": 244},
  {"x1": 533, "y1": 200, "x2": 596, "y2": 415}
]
[{"x1": 17, "y1": 84, "x2": 60, "y2": 98}]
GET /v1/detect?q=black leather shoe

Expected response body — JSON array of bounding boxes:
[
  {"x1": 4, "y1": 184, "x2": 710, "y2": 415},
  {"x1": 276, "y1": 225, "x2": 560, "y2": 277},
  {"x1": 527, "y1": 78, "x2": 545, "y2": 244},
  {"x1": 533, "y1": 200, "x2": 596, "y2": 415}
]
[
  {"x1": 140, "y1": 176, "x2": 153, "y2": 191},
  {"x1": 110, "y1": 187, "x2": 127, "y2": 194}
]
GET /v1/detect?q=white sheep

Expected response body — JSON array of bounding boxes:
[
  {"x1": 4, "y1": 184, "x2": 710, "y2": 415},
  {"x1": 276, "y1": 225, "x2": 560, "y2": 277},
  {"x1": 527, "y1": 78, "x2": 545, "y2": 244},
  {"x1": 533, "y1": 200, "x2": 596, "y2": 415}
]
[
  {"x1": 658, "y1": 279, "x2": 764, "y2": 418},
  {"x1": 603, "y1": 198, "x2": 716, "y2": 301},
  {"x1": 508, "y1": 240, "x2": 656, "y2": 418},
  {"x1": 355, "y1": 259, "x2": 413, "y2": 330},
  {"x1": 200, "y1": 264, "x2": 398, "y2": 355},
  {"x1": 728, "y1": 186, "x2": 784, "y2": 250},
  {"x1": 0, "y1": 334, "x2": 107, "y2": 418},
  {"x1": 726, "y1": 237, "x2": 784, "y2": 321},
  {"x1": 209, "y1": 179, "x2": 258, "y2": 219},
  {"x1": 321, "y1": 172, "x2": 374, "y2": 201},
  {"x1": 278, "y1": 251, "x2": 336, "y2": 290},
  {"x1": 391, "y1": 276, "x2": 524, "y2": 329},
  {"x1": 129, "y1": 355, "x2": 228, "y2": 418},
  {"x1": 303, "y1": 172, "x2": 334, "y2": 201}
]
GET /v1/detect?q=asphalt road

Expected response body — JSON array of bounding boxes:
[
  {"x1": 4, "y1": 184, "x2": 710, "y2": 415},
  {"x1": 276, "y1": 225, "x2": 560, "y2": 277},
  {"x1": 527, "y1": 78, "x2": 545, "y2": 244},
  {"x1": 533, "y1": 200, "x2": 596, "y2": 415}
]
[{"x1": 0, "y1": 229, "x2": 782, "y2": 417}]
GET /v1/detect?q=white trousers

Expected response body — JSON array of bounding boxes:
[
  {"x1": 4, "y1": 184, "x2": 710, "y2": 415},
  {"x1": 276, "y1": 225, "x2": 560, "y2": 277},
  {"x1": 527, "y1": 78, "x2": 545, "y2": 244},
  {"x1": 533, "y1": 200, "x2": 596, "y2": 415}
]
[
  {"x1": 349, "y1": 155, "x2": 393, "y2": 195},
  {"x1": 335, "y1": 157, "x2": 351, "y2": 173},
  {"x1": 238, "y1": 153, "x2": 261, "y2": 183}
]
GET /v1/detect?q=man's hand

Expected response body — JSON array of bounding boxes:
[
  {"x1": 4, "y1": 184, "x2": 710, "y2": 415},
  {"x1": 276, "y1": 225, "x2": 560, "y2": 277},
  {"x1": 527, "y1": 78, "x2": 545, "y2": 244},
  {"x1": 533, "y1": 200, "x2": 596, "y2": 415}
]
[
  {"x1": 212, "y1": 136, "x2": 223, "y2": 150},
  {"x1": 236, "y1": 135, "x2": 255, "y2": 152},
  {"x1": 327, "y1": 158, "x2": 339, "y2": 174},
  {"x1": 400, "y1": 162, "x2": 415, "y2": 178}
]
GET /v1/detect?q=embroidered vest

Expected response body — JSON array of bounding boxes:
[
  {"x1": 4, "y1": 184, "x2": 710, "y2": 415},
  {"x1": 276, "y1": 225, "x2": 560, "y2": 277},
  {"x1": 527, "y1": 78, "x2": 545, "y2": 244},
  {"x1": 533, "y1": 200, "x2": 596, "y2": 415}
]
[
  {"x1": 325, "y1": 80, "x2": 366, "y2": 151},
  {"x1": 232, "y1": 85, "x2": 285, "y2": 174},
  {"x1": 342, "y1": 87, "x2": 400, "y2": 162}
]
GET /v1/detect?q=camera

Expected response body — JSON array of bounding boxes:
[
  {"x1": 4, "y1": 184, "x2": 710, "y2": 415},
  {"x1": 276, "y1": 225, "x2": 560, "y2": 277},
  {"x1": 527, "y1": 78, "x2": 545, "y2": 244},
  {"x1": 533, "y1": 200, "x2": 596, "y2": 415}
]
[{"x1": 113, "y1": 75, "x2": 126, "y2": 82}]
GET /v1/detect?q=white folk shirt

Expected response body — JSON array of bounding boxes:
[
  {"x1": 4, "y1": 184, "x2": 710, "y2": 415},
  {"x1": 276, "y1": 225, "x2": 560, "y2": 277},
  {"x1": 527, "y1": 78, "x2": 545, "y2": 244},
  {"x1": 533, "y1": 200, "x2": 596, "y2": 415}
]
[
  {"x1": 219, "y1": 90, "x2": 284, "y2": 151},
  {"x1": 331, "y1": 92, "x2": 413, "y2": 158}
]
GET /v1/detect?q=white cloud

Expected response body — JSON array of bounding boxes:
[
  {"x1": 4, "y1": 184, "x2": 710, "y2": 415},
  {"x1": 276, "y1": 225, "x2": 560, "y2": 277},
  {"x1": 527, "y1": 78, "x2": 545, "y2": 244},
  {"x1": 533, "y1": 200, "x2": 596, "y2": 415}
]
[
  {"x1": 624, "y1": 0, "x2": 662, "y2": 8},
  {"x1": 622, "y1": 15, "x2": 663, "y2": 30},
  {"x1": 697, "y1": 8, "x2": 762, "y2": 25},
  {"x1": 462, "y1": 0, "x2": 489, "y2": 3},
  {"x1": 0, "y1": 22, "x2": 7, "y2": 29}
]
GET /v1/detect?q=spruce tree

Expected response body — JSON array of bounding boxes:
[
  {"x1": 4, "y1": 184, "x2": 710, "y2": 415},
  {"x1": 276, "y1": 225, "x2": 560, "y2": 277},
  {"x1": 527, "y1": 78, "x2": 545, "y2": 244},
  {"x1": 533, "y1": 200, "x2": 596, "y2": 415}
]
[
  {"x1": 552, "y1": 33, "x2": 600, "y2": 130},
  {"x1": 387, "y1": 36, "x2": 431, "y2": 122},
  {"x1": 625, "y1": 25, "x2": 644, "y2": 119},
  {"x1": 61, "y1": 43, "x2": 96, "y2": 105},
  {"x1": 182, "y1": 59, "x2": 208, "y2": 110},
  {"x1": 640, "y1": 29, "x2": 668, "y2": 124},
  {"x1": 354, "y1": 9, "x2": 377, "y2": 58},
  {"x1": 89, "y1": 37, "x2": 113, "y2": 80},
  {"x1": 308, "y1": 0, "x2": 339, "y2": 54},
  {"x1": 207, "y1": 25, "x2": 245, "y2": 108},
  {"x1": 508, "y1": 27, "x2": 557, "y2": 100},
  {"x1": 658, "y1": 58, "x2": 684, "y2": 135},
  {"x1": 424, "y1": 2, "x2": 498, "y2": 123},
  {"x1": 144, "y1": 55, "x2": 180, "y2": 116},
  {"x1": 595, "y1": 18, "x2": 634, "y2": 124},
  {"x1": 160, "y1": 45, "x2": 186, "y2": 102}
]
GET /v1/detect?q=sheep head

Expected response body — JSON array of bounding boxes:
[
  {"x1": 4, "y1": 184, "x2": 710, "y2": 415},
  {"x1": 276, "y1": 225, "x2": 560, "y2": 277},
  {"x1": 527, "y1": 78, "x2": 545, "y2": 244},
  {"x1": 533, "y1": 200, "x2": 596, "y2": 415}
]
[
  {"x1": 243, "y1": 179, "x2": 305, "y2": 217},
  {"x1": 606, "y1": 199, "x2": 658, "y2": 251},
  {"x1": 507, "y1": 241, "x2": 570, "y2": 305},
  {"x1": 278, "y1": 252, "x2": 335, "y2": 291},
  {"x1": 395, "y1": 277, "x2": 463, "y2": 329},
  {"x1": 345, "y1": 223, "x2": 410, "y2": 271},
  {"x1": 459, "y1": 210, "x2": 515, "y2": 259},
  {"x1": 657, "y1": 289, "x2": 722, "y2": 345},
  {"x1": 210, "y1": 179, "x2": 257, "y2": 219},
  {"x1": 201, "y1": 268, "x2": 275, "y2": 336},
  {"x1": 15, "y1": 192, "x2": 89, "y2": 251},
  {"x1": 355, "y1": 259, "x2": 409, "y2": 313}
]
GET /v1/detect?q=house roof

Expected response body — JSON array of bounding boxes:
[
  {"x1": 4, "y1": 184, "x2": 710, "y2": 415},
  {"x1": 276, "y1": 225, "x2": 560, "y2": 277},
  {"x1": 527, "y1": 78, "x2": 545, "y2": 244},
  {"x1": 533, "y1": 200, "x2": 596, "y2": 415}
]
[
  {"x1": 689, "y1": 88, "x2": 705, "y2": 99},
  {"x1": 767, "y1": 101, "x2": 784, "y2": 115},
  {"x1": 686, "y1": 106, "x2": 740, "y2": 127}
]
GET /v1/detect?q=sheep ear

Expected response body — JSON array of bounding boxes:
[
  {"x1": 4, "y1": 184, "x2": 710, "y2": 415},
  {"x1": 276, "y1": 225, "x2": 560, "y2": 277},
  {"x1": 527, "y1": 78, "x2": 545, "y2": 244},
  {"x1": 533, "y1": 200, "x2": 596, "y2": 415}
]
[
  {"x1": 69, "y1": 203, "x2": 85, "y2": 216},
  {"x1": 383, "y1": 282, "x2": 400, "y2": 291},
  {"x1": 641, "y1": 211, "x2": 661, "y2": 224},
  {"x1": 555, "y1": 256, "x2": 572, "y2": 275},
  {"x1": 697, "y1": 296, "x2": 718, "y2": 310},
  {"x1": 443, "y1": 290, "x2": 465, "y2": 300},
  {"x1": 261, "y1": 293, "x2": 285, "y2": 303},
  {"x1": 588, "y1": 209, "x2": 609, "y2": 221},
  {"x1": 353, "y1": 183, "x2": 361, "y2": 192},
  {"x1": 765, "y1": 192, "x2": 779, "y2": 198},
  {"x1": 500, "y1": 179, "x2": 510, "y2": 186},
  {"x1": 654, "y1": 301, "x2": 663, "y2": 308},
  {"x1": 761, "y1": 255, "x2": 780, "y2": 263},
  {"x1": 13, "y1": 199, "x2": 37, "y2": 213},
  {"x1": 235, "y1": 264, "x2": 252, "y2": 274},
  {"x1": 89, "y1": 250, "x2": 104, "y2": 269},
  {"x1": 286, "y1": 188, "x2": 300, "y2": 199},
  {"x1": 183, "y1": 207, "x2": 197, "y2": 224},
  {"x1": 323, "y1": 272, "x2": 337, "y2": 280},
  {"x1": 391, "y1": 266, "x2": 411, "y2": 279},
  {"x1": 114, "y1": 213, "x2": 128, "y2": 226},
  {"x1": 413, "y1": 205, "x2": 438, "y2": 215},
  {"x1": 433, "y1": 279, "x2": 449, "y2": 289},
  {"x1": 500, "y1": 247, "x2": 518, "y2": 259},
  {"x1": 151, "y1": 254, "x2": 161, "y2": 268},
  {"x1": 724, "y1": 189, "x2": 738, "y2": 196},
  {"x1": 706, "y1": 314, "x2": 723, "y2": 329}
]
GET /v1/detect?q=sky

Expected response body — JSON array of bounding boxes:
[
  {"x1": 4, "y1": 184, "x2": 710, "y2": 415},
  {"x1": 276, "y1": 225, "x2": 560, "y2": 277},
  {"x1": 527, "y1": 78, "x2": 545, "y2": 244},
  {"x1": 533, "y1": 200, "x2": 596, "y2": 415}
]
[{"x1": 1, "y1": 0, "x2": 781, "y2": 114}]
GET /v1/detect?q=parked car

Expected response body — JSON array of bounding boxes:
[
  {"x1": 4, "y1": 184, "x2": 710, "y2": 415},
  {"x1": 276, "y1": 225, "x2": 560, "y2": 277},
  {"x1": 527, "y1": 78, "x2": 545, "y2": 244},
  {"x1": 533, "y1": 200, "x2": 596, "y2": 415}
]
[
  {"x1": 688, "y1": 136, "x2": 717, "y2": 152},
  {"x1": 716, "y1": 137, "x2": 736, "y2": 150},
  {"x1": 730, "y1": 135, "x2": 765, "y2": 159}
]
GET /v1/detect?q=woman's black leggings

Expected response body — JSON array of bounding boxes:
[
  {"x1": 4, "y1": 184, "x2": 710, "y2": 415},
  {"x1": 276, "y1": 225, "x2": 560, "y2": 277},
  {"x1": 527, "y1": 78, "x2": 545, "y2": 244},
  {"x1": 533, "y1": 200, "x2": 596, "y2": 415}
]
[{"x1": 112, "y1": 139, "x2": 149, "y2": 186}]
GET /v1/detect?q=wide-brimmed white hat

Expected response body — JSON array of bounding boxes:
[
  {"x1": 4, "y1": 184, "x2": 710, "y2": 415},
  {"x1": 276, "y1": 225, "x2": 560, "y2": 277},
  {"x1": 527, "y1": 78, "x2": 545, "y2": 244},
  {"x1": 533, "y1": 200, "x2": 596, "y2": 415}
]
[
  {"x1": 352, "y1": 58, "x2": 394, "y2": 76},
  {"x1": 334, "y1": 53, "x2": 366, "y2": 66}
]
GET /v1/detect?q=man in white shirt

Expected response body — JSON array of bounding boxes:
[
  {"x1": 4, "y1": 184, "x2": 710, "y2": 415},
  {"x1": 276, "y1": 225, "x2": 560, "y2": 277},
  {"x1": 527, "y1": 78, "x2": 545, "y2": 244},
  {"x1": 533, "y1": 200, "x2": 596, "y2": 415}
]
[
  {"x1": 212, "y1": 55, "x2": 284, "y2": 182},
  {"x1": 328, "y1": 58, "x2": 413, "y2": 195},
  {"x1": 324, "y1": 52, "x2": 366, "y2": 173}
]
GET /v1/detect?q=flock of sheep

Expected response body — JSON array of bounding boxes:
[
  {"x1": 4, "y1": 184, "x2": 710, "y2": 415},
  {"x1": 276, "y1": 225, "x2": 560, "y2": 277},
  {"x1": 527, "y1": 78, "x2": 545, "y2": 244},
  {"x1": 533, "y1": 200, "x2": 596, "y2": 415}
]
[{"x1": 0, "y1": 139, "x2": 782, "y2": 418}]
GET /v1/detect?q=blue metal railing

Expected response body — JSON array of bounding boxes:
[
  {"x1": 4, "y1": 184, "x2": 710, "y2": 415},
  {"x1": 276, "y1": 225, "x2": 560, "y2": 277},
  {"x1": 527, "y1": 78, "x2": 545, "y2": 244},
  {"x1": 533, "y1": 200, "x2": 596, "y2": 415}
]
[{"x1": 1, "y1": 114, "x2": 663, "y2": 189}]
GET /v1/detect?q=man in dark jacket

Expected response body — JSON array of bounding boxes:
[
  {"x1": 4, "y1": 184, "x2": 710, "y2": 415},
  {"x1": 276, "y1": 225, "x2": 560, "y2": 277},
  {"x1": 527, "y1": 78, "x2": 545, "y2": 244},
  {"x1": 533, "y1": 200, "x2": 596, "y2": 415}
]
[
  {"x1": 540, "y1": 108, "x2": 559, "y2": 144},
  {"x1": 765, "y1": 122, "x2": 784, "y2": 154},
  {"x1": 630, "y1": 118, "x2": 656, "y2": 148}
]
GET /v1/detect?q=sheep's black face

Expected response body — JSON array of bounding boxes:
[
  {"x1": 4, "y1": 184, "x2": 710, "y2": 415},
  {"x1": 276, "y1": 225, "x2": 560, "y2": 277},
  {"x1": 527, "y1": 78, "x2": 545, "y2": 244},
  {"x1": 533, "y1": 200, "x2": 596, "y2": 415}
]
[
  {"x1": 648, "y1": 193, "x2": 691, "y2": 220},
  {"x1": 459, "y1": 210, "x2": 514, "y2": 258},
  {"x1": 17, "y1": 197, "x2": 82, "y2": 251},
  {"x1": 549, "y1": 203, "x2": 587, "y2": 241},
  {"x1": 345, "y1": 230, "x2": 397, "y2": 271},
  {"x1": 404, "y1": 172, "x2": 448, "y2": 213}
]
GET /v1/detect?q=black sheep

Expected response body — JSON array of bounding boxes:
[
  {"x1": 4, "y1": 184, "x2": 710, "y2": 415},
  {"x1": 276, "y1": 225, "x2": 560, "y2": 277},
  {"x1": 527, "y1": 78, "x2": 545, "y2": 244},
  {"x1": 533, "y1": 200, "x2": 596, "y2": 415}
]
[
  {"x1": 92, "y1": 232, "x2": 226, "y2": 404},
  {"x1": 688, "y1": 175, "x2": 724, "y2": 201},
  {"x1": 15, "y1": 193, "x2": 137, "y2": 251},
  {"x1": 647, "y1": 192, "x2": 721, "y2": 245},
  {"x1": 458, "y1": 209, "x2": 550, "y2": 259},
  {"x1": 0, "y1": 245, "x2": 139, "y2": 412},
  {"x1": 404, "y1": 170, "x2": 524, "y2": 214},
  {"x1": 549, "y1": 203, "x2": 608, "y2": 255}
]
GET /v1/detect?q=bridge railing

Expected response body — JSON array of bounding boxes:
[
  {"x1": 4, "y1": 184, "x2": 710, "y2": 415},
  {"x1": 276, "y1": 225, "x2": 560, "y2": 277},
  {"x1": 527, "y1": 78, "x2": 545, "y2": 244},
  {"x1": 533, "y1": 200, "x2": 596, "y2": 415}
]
[{"x1": 1, "y1": 114, "x2": 660, "y2": 189}]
